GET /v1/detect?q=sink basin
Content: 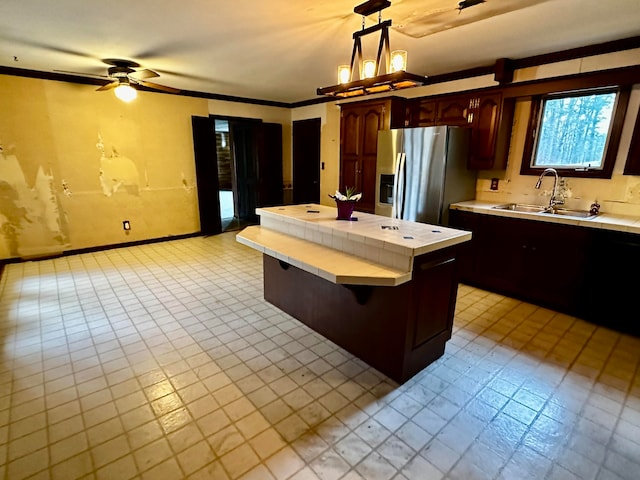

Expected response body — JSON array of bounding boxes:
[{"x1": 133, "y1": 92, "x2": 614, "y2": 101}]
[
  {"x1": 492, "y1": 203, "x2": 597, "y2": 219},
  {"x1": 542, "y1": 208, "x2": 596, "y2": 218},
  {"x1": 492, "y1": 203, "x2": 547, "y2": 213}
]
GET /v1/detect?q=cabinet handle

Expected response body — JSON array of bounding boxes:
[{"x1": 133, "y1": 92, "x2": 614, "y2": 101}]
[{"x1": 468, "y1": 112, "x2": 474, "y2": 124}]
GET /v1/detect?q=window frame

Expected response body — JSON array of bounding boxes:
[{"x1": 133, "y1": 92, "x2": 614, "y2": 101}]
[{"x1": 520, "y1": 86, "x2": 630, "y2": 179}]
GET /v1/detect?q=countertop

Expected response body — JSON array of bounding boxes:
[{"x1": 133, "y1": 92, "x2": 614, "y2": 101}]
[
  {"x1": 236, "y1": 203, "x2": 472, "y2": 286},
  {"x1": 450, "y1": 200, "x2": 640, "y2": 234},
  {"x1": 256, "y1": 203, "x2": 472, "y2": 257}
]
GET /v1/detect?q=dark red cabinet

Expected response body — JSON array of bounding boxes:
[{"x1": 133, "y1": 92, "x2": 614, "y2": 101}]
[
  {"x1": 339, "y1": 98, "x2": 406, "y2": 213},
  {"x1": 407, "y1": 91, "x2": 515, "y2": 170},
  {"x1": 449, "y1": 210, "x2": 590, "y2": 314}
]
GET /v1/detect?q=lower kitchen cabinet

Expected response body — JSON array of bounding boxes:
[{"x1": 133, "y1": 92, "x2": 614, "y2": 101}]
[
  {"x1": 581, "y1": 229, "x2": 640, "y2": 336},
  {"x1": 449, "y1": 210, "x2": 592, "y2": 319}
]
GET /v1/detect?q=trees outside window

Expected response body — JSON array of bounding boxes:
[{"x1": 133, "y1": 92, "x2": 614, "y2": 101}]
[{"x1": 521, "y1": 86, "x2": 630, "y2": 179}]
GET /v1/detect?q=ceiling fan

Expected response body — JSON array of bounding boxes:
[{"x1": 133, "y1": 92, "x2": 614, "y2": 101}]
[{"x1": 95, "y1": 58, "x2": 180, "y2": 100}]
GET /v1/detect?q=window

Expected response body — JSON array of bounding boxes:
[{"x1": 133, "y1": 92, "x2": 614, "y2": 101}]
[{"x1": 521, "y1": 86, "x2": 630, "y2": 178}]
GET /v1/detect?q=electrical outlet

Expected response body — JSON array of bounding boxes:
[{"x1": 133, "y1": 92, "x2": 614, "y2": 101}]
[
  {"x1": 490, "y1": 178, "x2": 499, "y2": 190},
  {"x1": 123, "y1": 220, "x2": 131, "y2": 231}
]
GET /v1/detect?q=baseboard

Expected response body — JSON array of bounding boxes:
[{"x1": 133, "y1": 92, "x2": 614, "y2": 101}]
[{"x1": 0, "y1": 232, "x2": 205, "y2": 268}]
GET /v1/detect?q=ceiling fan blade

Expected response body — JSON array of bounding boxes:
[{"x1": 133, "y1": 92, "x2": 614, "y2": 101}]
[
  {"x1": 129, "y1": 68, "x2": 159, "y2": 80},
  {"x1": 96, "y1": 80, "x2": 119, "y2": 91},
  {"x1": 54, "y1": 69, "x2": 109, "y2": 78},
  {"x1": 136, "y1": 80, "x2": 180, "y2": 94}
]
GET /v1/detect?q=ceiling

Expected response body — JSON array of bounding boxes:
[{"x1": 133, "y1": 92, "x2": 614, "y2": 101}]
[{"x1": 1, "y1": 0, "x2": 640, "y2": 104}]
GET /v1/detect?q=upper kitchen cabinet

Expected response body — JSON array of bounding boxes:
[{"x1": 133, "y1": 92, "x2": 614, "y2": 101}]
[
  {"x1": 339, "y1": 97, "x2": 406, "y2": 213},
  {"x1": 407, "y1": 91, "x2": 515, "y2": 170},
  {"x1": 469, "y1": 93, "x2": 515, "y2": 170},
  {"x1": 437, "y1": 96, "x2": 470, "y2": 126},
  {"x1": 407, "y1": 99, "x2": 437, "y2": 127}
]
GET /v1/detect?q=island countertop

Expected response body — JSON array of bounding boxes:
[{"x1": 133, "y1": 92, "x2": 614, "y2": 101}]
[{"x1": 236, "y1": 203, "x2": 471, "y2": 286}]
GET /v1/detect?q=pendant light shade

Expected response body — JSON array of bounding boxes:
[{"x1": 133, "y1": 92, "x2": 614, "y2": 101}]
[
  {"x1": 363, "y1": 60, "x2": 377, "y2": 78},
  {"x1": 338, "y1": 65, "x2": 351, "y2": 84},
  {"x1": 390, "y1": 50, "x2": 407, "y2": 72}
]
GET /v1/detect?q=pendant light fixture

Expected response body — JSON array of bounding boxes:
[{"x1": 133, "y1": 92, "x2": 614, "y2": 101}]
[{"x1": 317, "y1": 0, "x2": 426, "y2": 98}]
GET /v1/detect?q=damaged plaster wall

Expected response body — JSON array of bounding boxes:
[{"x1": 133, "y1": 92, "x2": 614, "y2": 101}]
[
  {"x1": 0, "y1": 74, "x2": 210, "y2": 260},
  {"x1": 0, "y1": 146, "x2": 70, "y2": 258}
]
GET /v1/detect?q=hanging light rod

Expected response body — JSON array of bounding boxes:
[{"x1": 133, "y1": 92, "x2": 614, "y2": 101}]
[{"x1": 317, "y1": 0, "x2": 426, "y2": 98}]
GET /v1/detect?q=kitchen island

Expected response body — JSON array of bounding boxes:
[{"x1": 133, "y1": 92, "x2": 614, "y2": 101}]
[{"x1": 236, "y1": 204, "x2": 472, "y2": 383}]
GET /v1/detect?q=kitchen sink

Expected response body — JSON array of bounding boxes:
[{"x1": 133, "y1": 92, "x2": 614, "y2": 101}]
[
  {"x1": 492, "y1": 203, "x2": 596, "y2": 218},
  {"x1": 542, "y1": 208, "x2": 596, "y2": 218},
  {"x1": 492, "y1": 203, "x2": 547, "y2": 213}
]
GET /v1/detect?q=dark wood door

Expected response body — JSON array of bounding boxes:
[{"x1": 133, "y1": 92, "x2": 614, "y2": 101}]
[
  {"x1": 229, "y1": 120, "x2": 260, "y2": 223},
  {"x1": 258, "y1": 123, "x2": 283, "y2": 207},
  {"x1": 293, "y1": 118, "x2": 321, "y2": 204},
  {"x1": 191, "y1": 116, "x2": 222, "y2": 236}
]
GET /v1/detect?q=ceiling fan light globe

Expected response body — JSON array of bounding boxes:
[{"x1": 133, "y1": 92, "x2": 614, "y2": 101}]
[{"x1": 114, "y1": 84, "x2": 137, "y2": 102}]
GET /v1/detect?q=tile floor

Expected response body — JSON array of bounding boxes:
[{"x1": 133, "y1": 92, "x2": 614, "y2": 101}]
[{"x1": 0, "y1": 233, "x2": 639, "y2": 480}]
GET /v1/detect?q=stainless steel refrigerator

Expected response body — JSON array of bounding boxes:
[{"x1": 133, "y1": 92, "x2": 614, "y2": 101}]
[{"x1": 375, "y1": 126, "x2": 477, "y2": 226}]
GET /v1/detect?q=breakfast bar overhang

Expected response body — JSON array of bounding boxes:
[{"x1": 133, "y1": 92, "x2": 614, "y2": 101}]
[{"x1": 236, "y1": 204, "x2": 472, "y2": 384}]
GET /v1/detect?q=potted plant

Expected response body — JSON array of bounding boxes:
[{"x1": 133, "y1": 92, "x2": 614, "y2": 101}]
[{"x1": 329, "y1": 187, "x2": 362, "y2": 220}]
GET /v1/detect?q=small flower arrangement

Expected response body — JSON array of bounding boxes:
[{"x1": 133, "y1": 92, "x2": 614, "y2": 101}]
[
  {"x1": 329, "y1": 187, "x2": 361, "y2": 220},
  {"x1": 329, "y1": 186, "x2": 362, "y2": 202}
]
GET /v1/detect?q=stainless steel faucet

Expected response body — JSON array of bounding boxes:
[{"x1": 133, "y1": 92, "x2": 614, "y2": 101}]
[{"x1": 535, "y1": 168, "x2": 564, "y2": 211}]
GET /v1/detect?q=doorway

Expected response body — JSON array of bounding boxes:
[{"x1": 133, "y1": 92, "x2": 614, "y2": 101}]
[
  {"x1": 213, "y1": 119, "x2": 234, "y2": 229},
  {"x1": 293, "y1": 118, "x2": 321, "y2": 204},
  {"x1": 192, "y1": 115, "x2": 283, "y2": 235}
]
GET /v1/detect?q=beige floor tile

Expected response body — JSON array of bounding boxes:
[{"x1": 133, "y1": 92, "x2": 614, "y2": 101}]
[{"x1": 1, "y1": 234, "x2": 639, "y2": 480}]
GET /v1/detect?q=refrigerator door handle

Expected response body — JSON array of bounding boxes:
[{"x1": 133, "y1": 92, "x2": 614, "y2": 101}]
[{"x1": 392, "y1": 152, "x2": 406, "y2": 219}]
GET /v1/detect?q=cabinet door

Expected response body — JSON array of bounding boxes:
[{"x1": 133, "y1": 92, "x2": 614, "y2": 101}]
[
  {"x1": 437, "y1": 96, "x2": 470, "y2": 126},
  {"x1": 468, "y1": 93, "x2": 501, "y2": 170},
  {"x1": 473, "y1": 215, "x2": 526, "y2": 296},
  {"x1": 359, "y1": 106, "x2": 386, "y2": 212},
  {"x1": 339, "y1": 98, "x2": 405, "y2": 214},
  {"x1": 408, "y1": 99, "x2": 437, "y2": 127},
  {"x1": 340, "y1": 108, "x2": 362, "y2": 201},
  {"x1": 583, "y1": 230, "x2": 640, "y2": 336},
  {"x1": 447, "y1": 210, "x2": 477, "y2": 282},
  {"x1": 457, "y1": 212, "x2": 590, "y2": 315},
  {"x1": 519, "y1": 221, "x2": 589, "y2": 310}
]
